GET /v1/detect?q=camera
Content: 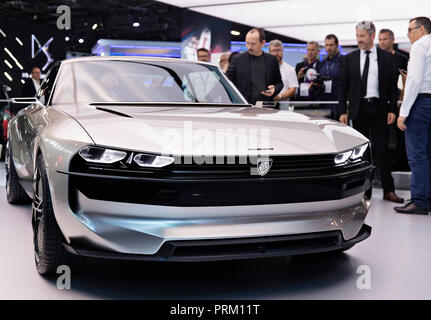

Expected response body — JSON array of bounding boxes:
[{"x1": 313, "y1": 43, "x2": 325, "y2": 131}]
[{"x1": 304, "y1": 67, "x2": 331, "y2": 99}]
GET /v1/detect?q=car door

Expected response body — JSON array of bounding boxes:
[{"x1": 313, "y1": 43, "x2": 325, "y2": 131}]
[{"x1": 14, "y1": 64, "x2": 60, "y2": 192}]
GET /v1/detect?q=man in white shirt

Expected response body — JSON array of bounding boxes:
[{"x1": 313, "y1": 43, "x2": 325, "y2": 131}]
[
  {"x1": 395, "y1": 17, "x2": 431, "y2": 215},
  {"x1": 268, "y1": 39, "x2": 299, "y2": 102}
]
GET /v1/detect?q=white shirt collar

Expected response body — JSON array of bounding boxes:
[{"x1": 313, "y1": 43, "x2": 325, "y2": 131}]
[{"x1": 361, "y1": 45, "x2": 376, "y2": 55}]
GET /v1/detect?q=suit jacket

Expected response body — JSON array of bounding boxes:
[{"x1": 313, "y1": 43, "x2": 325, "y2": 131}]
[
  {"x1": 22, "y1": 79, "x2": 39, "y2": 97},
  {"x1": 338, "y1": 47, "x2": 398, "y2": 120},
  {"x1": 226, "y1": 51, "x2": 283, "y2": 104}
]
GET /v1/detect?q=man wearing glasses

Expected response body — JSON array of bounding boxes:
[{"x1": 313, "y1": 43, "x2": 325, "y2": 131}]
[
  {"x1": 268, "y1": 39, "x2": 298, "y2": 102},
  {"x1": 218, "y1": 52, "x2": 230, "y2": 73},
  {"x1": 395, "y1": 17, "x2": 431, "y2": 215},
  {"x1": 197, "y1": 48, "x2": 211, "y2": 62}
]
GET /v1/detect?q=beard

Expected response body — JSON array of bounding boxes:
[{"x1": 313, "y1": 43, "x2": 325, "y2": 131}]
[{"x1": 357, "y1": 42, "x2": 366, "y2": 49}]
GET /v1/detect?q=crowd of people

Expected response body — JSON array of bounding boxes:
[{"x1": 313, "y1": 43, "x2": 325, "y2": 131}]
[{"x1": 195, "y1": 17, "x2": 431, "y2": 214}]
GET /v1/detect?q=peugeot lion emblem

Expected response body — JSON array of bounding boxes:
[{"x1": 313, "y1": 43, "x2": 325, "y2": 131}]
[{"x1": 256, "y1": 158, "x2": 273, "y2": 176}]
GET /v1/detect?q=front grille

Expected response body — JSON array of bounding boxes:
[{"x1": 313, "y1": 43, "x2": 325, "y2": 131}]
[
  {"x1": 70, "y1": 152, "x2": 371, "y2": 180},
  {"x1": 171, "y1": 154, "x2": 338, "y2": 179},
  {"x1": 67, "y1": 149, "x2": 373, "y2": 207}
]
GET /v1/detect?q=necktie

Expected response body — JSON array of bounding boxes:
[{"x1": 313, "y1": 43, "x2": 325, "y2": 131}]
[{"x1": 361, "y1": 50, "x2": 371, "y2": 98}]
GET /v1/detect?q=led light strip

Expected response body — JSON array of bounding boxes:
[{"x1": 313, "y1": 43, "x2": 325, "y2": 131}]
[
  {"x1": 4, "y1": 72, "x2": 12, "y2": 81},
  {"x1": 4, "y1": 60, "x2": 12, "y2": 69},
  {"x1": 4, "y1": 47, "x2": 24, "y2": 70},
  {"x1": 0, "y1": 28, "x2": 6, "y2": 37},
  {"x1": 15, "y1": 37, "x2": 23, "y2": 46}
]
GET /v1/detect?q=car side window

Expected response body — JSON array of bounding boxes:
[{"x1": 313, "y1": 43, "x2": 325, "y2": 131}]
[
  {"x1": 185, "y1": 70, "x2": 231, "y2": 103},
  {"x1": 51, "y1": 64, "x2": 75, "y2": 105},
  {"x1": 36, "y1": 64, "x2": 60, "y2": 105}
]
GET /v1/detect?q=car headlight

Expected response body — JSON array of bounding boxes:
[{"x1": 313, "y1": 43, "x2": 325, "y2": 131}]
[
  {"x1": 79, "y1": 146, "x2": 127, "y2": 164},
  {"x1": 351, "y1": 144, "x2": 368, "y2": 160},
  {"x1": 334, "y1": 143, "x2": 369, "y2": 166},
  {"x1": 133, "y1": 153, "x2": 175, "y2": 168},
  {"x1": 78, "y1": 146, "x2": 175, "y2": 168},
  {"x1": 334, "y1": 150, "x2": 353, "y2": 165}
]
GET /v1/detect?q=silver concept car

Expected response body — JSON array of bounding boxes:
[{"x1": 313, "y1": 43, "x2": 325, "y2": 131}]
[{"x1": 5, "y1": 57, "x2": 373, "y2": 275}]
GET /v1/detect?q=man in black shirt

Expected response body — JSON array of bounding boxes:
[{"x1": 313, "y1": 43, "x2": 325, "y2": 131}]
[
  {"x1": 295, "y1": 41, "x2": 322, "y2": 100},
  {"x1": 378, "y1": 29, "x2": 408, "y2": 74},
  {"x1": 320, "y1": 34, "x2": 344, "y2": 118},
  {"x1": 226, "y1": 28, "x2": 283, "y2": 105},
  {"x1": 378, "y1": 28, "x2": 410, "y2": 171}
]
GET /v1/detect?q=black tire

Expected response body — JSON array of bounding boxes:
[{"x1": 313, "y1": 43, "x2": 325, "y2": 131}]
[
  {"x1": 5, "y1": 142, "x2": 31, "y2": 204},
  {"x1": 33, "y1": 154, "x2": 86, "y2": 275},
  {"x1": 0, "y1": 142, "x2": 5, "y2": 161}
]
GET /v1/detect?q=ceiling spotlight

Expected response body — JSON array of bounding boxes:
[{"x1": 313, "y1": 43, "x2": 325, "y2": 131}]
[
  {"x1": 65, "y1": 36, "x2": 70, "y2": 41},
  {"x1": 78, "y1": 38, "x2": 84, "y2": 44},
  {"x1": 133, "y1": 22, "x2": 140, "y2": 27},
  {"x1": 230, "y1": 30, "x2": 240, "y2": 36},
  {"x1": 92, "y1": 24, "x2": 98, "y2": 30}
]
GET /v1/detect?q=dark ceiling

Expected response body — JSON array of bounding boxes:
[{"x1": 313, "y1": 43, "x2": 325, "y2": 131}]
[{"x1": 0, "y1": 0, "x2": 304, "y2": 53}]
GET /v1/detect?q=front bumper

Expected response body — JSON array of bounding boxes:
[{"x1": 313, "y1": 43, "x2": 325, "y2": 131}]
[
  {"x1": 44, "y1": 157, "x2": 374, "y2": 258},
  {"x1": 63, "y1": 224, "x2": 371, "y2": 262},
  {"x1": 48, "y1": 171, "x2": 372, "y2": 258}
]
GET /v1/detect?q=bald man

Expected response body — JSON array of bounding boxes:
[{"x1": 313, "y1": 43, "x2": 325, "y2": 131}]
[{"x1": 226, "y1": 28, "x2": 283, "y2": 105}]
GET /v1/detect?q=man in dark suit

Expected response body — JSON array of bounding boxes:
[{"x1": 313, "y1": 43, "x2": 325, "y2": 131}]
[
  {"x1": 22, "y1": 67, "x2": 41, "y2": 97},
  {"x1": 226, "y1": 28, "x2": 283, "y2": 105},
  {"x1": 338, "y1": 21, "x2": 404, "y2": 203}
]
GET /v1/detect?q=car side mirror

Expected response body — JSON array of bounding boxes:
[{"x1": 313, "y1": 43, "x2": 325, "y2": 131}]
[{"x1": 10, "y1": 97, "x2": 44, "y2": 108}]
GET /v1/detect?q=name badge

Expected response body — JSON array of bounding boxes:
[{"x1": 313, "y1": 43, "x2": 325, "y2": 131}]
[
  {"x1": 324, "y1": 80, "x2": 332, "y2": 94},
  {"x1": 300, "y1": 82, "x2": 309, "y2": 97}
]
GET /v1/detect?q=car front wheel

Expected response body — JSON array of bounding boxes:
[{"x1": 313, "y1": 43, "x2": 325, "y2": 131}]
[{"x1": 32, "y1": 154, "x2": 85, "y2": 275}]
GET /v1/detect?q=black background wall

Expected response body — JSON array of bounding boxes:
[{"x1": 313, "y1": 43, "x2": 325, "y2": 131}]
[{"x1": 0, "y1": 19, "x2": 66, "y2": 97}]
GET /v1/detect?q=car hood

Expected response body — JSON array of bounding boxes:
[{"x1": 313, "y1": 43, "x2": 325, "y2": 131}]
[{"x1": 59, "y1": 104, "x2": 368, "y2": 156}]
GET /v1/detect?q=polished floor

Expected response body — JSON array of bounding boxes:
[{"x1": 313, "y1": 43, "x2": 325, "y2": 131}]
[{"x1": 0, "y1": 161, "x2": 430, "y2": 300}]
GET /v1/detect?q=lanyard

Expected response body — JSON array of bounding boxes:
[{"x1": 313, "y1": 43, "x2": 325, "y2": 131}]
[{"x1": 322, "y1": 54, "x2": 339, "y2": 75}]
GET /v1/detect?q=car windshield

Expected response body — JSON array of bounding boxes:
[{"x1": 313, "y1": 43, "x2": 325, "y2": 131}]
[{"x1": 72, "y1": 60, "x2": 245, "y2": 105}]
